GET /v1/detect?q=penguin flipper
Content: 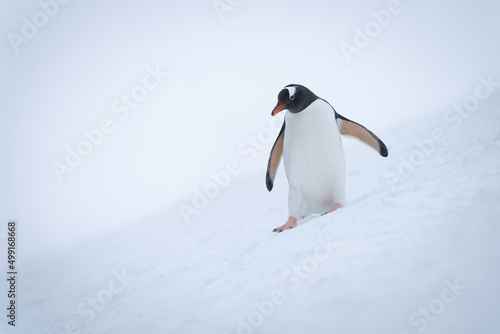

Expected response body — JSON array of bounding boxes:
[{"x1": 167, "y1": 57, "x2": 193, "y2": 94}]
[
  {"x1": 266, "y1": 121, "x2": 285, "y2": 191},
  {"x1": 335, "y1": 113, "x2": 388, "y2": 157}
]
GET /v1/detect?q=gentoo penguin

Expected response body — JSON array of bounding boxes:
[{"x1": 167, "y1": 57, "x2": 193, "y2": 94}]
[{"x1": 266, "y1": 84, "x2": 388, "y2": 232}]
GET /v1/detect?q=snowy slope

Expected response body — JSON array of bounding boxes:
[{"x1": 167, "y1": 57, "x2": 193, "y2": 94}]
[{"x1": 13, "y1": 93, "x2": 500, "y2": 334}]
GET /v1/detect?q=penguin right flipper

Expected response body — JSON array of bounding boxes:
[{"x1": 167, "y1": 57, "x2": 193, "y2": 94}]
[
  {"x1": 335, "y1": 113, "x2": 388, "y2": 157},
  {"x1": 266, "y1": 121, "x2": 285, "y2": 191}
]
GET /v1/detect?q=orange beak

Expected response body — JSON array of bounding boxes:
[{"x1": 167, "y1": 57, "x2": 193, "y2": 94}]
[{"x1": 272, "y1": 103, "x2": 287, "y2": 116}]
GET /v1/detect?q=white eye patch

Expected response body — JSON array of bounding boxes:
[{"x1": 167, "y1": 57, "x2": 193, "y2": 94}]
[{"x1": 286, "y1": 86, "x2": 296, "y2": 99}]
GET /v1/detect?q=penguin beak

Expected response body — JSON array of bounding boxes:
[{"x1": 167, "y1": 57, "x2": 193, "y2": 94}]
[{"x1": 272, "y1": 103, "x2": 287, "y2": 116}]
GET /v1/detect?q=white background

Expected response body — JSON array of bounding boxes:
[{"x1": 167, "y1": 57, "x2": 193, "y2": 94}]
[{"x1": 1, "y1": 0, "x2": 499, "y2": 257}]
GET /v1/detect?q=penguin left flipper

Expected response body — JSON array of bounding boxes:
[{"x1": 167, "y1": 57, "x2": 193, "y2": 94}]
[
  {"x1": 266, "y1": 121, "x2": 285, "y2": 191},
  {"x1": 335, "y1": 113, "x2": 388, "y2": 157}
]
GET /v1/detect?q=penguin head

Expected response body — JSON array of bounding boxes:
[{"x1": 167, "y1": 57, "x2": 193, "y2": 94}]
[{"x1": 271, "y1": 84, "x2": 319, "y2": 116}]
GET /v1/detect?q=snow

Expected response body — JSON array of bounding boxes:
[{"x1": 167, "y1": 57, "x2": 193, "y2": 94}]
[
  {"x1": 2, "y1": 1, "x2": 500, "y2": 333},
  {"x1": 11, "y1": 93, "x2": 500, "y2": 334},
  {"x1": 3, "y1": 0, "x2": 500, "y2": 256}
]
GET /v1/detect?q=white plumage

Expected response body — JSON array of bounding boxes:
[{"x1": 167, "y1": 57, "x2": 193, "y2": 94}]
[{"x1": 283, "y1": 99, "x2": 346, "y2": 218}]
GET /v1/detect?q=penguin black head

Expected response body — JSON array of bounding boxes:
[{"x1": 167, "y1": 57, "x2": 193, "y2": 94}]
[{"x1": 271, "y1": 84, "x2": 319, "y2": 116}]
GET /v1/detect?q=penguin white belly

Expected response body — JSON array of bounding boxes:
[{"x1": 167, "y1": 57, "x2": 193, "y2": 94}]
[{"x1": 283, "y1": 99, "x2": 346, "y2": 218}]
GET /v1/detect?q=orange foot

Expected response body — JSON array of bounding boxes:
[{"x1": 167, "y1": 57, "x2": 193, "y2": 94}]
[
  {"x1": 273, "y1": 216, "x2": 297, "y2": 233},
  {"x1": 323, "y1": 203, "x2": 342, "y2": 215}
]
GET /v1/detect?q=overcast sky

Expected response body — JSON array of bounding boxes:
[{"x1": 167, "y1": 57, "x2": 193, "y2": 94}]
[{"x1": 1, "y1": 0, "x2": 499, "y2": 257}]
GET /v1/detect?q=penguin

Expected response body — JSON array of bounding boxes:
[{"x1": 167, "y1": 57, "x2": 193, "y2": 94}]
[{"x1": 266, "y1": 84, "x2": 388, "y2": 232}]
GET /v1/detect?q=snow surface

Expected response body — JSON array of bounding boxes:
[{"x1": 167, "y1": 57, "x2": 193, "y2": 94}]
[
  {"x1": 10, "y1": 93, "x2": 500, "y2": 334},
  {"x1": 3, "y1": 0, "x2": 500, "y2": 257}
]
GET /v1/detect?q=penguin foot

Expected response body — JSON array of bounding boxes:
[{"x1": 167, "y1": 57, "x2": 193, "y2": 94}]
[
  {"x1": 273, "y1": 217, "x2": 297, "y2": 233},
  {"x1": 323, "y1": 203, "x2": 342, "y2": 215}
]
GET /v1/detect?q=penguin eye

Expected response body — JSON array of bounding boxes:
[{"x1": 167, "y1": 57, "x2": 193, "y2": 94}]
[{"x1": 290, "y1": 95, "x2": 295, "y2": 101}]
